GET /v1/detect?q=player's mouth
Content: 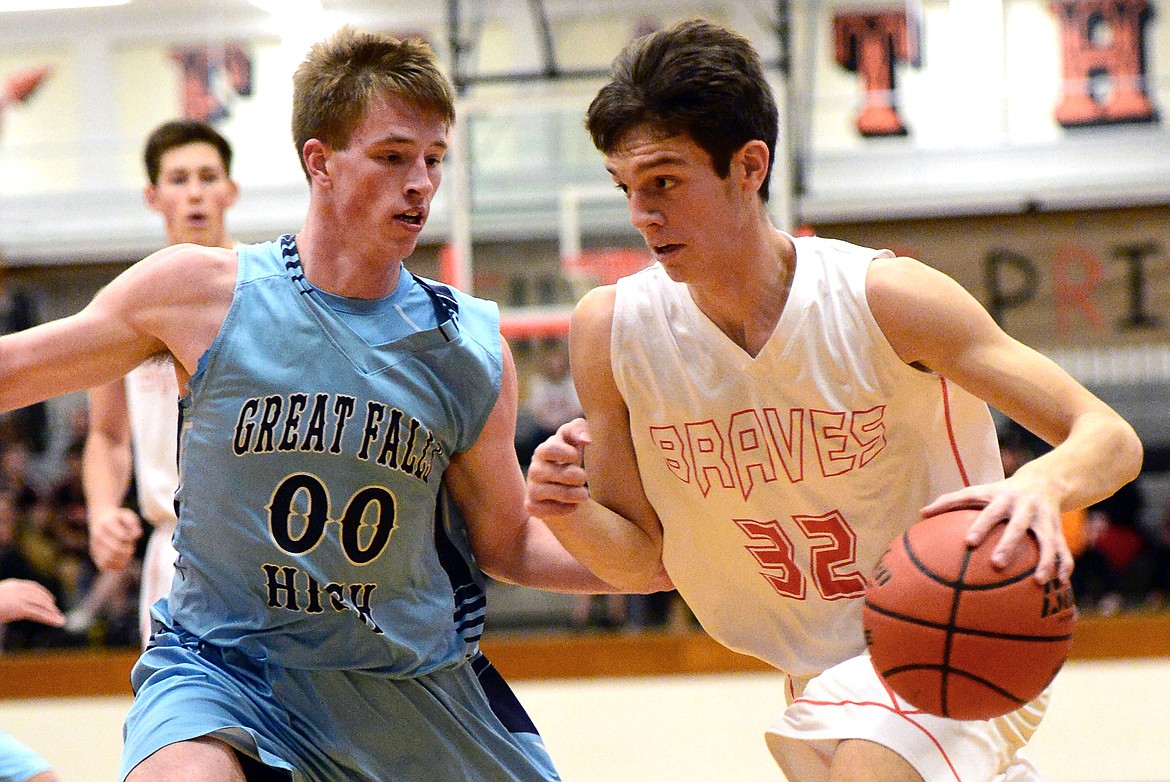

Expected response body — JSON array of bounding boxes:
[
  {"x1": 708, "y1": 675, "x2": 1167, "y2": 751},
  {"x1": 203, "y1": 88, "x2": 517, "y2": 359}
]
[
  {"x1": 186, "y1": 212, "x2": 209, "y2": 227},
  {"x1": 397, "y1": 209, "x2": 425, "y2": 229},
  {"x1": 652, "y1": 243, "x2": 684, "y2": 259}
]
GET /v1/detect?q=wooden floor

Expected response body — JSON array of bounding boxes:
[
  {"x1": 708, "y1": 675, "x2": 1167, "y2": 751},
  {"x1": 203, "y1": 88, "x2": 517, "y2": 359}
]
[
  {"x1": 2, "y1": 610, "x2": 1168, "y2": 699},
  {"x1": 2, "y1": 615, "x2": 1169, "y2": 782}
]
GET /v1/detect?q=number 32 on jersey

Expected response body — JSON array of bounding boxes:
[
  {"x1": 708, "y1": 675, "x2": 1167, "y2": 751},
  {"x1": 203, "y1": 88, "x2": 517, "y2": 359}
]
[{"x1": 735, "y1": 510, "x2": 867, "y2": 600}]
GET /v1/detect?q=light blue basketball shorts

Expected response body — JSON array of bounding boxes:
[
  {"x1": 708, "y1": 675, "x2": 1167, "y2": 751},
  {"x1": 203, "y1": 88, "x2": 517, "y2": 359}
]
[
  {"x1": 120, "y1": 622, "x2": 560, "y2": 782},
  {"x1": 0, "y1": 732, "x2": 52, "y2": 782}
]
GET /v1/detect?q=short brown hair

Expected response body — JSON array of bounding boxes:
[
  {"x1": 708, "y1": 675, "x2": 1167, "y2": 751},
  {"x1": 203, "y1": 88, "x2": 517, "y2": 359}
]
[
  {"x1": 586, "y1": 19, "x2": 779, "y2": 202},
  {"x1": 291, "y1": 26, "x2": 456, "y2": 180},
  {"x1": 143, "y1": 119, "x2": 233, "y2": 185}
]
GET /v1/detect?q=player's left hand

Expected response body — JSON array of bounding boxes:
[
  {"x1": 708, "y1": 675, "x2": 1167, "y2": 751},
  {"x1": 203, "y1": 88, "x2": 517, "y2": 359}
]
[{"x1": 921, "y1": 479, "x2": 1073, "y2": 585}]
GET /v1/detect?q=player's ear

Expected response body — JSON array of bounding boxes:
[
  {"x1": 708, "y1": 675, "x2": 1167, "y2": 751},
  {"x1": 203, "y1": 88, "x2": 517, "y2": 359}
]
[
  {"x1": 736, "y1": 140, "x2": 770, "y2": 195},
  {"x1": 225, "y1": 178, "x2": 240, "y2": 208},
  {"x1": 143, "y1": 183, "x2": 161, "y2": 213},
  {"x1": 302, "y1": 138, "x2": 331, "y2": 188}
]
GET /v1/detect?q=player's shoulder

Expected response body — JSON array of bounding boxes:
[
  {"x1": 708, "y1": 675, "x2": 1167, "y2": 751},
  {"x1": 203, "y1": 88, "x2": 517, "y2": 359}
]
[
  {"x1": 865, "y1": 254, "x2": 941, "y2": 297},
  {"x1": 105, "y1": 244, "x2": 238, "y2": 310},
  {"x1": 571, "y1": 284, "x2": 617, "y2": 343},
  {"x1": 412, "y1": 273, "x2": 500, "y2": 330},
  {"x1": 794, "y1": 234, "x2": 893, "y2": 264},
  {"x1": 139, "y1": 242, "x2": 236, "y2": 275},
  {"x1": 574, "y1": 282, "x2": 616, "y2": 321}
]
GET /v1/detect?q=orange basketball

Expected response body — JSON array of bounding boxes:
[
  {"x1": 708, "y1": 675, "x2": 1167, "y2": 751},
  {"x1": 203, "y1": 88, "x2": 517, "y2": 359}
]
[{"x1": 863, "y1": 508, "x2": 1076, "y2": 720}]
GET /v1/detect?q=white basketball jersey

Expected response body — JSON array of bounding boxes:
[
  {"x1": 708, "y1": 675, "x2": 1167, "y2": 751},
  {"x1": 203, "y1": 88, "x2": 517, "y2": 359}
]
[
  {"x1": 125, "y1": 358, "x2": 180, "y2": 526},
  {"x1": 611, "y1": 236, "x2": 1002, "y2": 678}
]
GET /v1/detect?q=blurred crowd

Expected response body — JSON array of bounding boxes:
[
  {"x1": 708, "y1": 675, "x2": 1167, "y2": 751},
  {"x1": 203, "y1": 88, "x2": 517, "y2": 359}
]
[
  {"x1": 0, "y1": 339, "x2": 1167, "y2": 651},
  {"x1": 1000, "y1": 421, "x2": 1170, "y2": 616},
  {"x1": 0, "y1": 409, "x2": 139, "y2": 651}
]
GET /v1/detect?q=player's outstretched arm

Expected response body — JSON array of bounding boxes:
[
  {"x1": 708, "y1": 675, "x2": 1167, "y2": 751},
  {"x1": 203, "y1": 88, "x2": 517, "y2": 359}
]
[
  {"x1": 0, "y1": 578, "x2": 65, "y2": 627},
  {"x1": 0, "y1": 244, "x2": 235, "y2": 415},
  {"x1": 83, "y1": 380, "x2": 143, "y2": 572},
  {"x1": 867, "y1": 255, "x2": 1143, "y2": 583},
  {"x1": 525, "y1": 286, "x2": 671, "y2": 593}
]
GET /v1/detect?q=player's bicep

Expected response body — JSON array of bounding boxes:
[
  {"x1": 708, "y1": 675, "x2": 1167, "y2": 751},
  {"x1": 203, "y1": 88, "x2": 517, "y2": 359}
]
[
  {"x1": 568, "y1": 287, "x2": 663, "y2": 543},
  {"x1": 867, "y1": 256, "x2": 1108, "y2": 445},
  {"x1": 445, "y1": 338, "x2": 529, "y2": 569},
  {"x1": 568, "y1": 286, "x2": 622, "y2": 419}
]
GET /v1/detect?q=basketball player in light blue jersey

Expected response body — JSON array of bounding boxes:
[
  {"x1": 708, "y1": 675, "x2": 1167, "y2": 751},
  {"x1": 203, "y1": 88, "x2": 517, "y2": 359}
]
[{"x1": 0, "y1": 27, "x2": 640, "y2": 782}]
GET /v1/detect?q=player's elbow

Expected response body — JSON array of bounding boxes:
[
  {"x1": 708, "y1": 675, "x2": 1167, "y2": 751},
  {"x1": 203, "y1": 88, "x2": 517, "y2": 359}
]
[
  {"x1": 599, "y1": 557, "x2": 669, "y2": 593},
  {"x1": 625, "y1": 564, "x2": 675, "y2": 594},
  {"x1": 1092, "y1": 406, "x2": 1144, "y2": 484},
  {"x1": 469, "y1": 541, "x2": 519, "y2": 585},
  {"x1": 1114, "y1": 419, "x2": 1144, "y2": 484}
]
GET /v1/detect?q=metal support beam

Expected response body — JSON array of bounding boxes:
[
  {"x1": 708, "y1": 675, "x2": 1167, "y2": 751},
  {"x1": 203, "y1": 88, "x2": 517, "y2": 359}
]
[{"x1": 448, "y1": 0, "x2": 612, "y2": 90}]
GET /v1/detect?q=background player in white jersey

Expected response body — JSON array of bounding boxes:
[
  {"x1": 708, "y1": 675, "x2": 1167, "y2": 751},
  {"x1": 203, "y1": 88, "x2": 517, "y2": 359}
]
[
  {"x1": 82, "y1": 119, "x2": 239, "y2": 646},
  {"x1": 0, "y1": 578, "x2": 63, "y2": 782},
  {"x1": 0, "y1": 27, "x2": 630, "y2": 781},
  {"x1": 525, "y1": 18, "x2": 1143, "y2": 782}
]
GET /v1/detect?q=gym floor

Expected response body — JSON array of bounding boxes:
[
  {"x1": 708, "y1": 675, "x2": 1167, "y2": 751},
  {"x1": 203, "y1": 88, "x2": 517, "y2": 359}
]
[{"x1": 1, "y1": 652, "x2": 1166, "y2": 781}]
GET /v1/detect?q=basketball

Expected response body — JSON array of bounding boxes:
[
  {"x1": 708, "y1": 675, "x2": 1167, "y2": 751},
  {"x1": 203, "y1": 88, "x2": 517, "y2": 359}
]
[{"x1": 863, "y1": 508, "x2": 1076, "y2": 720}]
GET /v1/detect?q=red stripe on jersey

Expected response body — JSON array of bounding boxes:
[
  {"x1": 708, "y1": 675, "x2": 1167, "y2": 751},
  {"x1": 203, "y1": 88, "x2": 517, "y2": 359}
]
[{"x1": 939, "y1": 377, "x2": 971, "y2": 487}]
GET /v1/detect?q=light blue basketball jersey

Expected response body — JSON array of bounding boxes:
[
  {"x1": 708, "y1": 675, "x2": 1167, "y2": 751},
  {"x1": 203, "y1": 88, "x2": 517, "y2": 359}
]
[
  {"x1": 166, "y1": 235, "x2": 498, "y2": 674},
  {"x1": 0, "y1": 732, "x2": 51, "y2": 782}
]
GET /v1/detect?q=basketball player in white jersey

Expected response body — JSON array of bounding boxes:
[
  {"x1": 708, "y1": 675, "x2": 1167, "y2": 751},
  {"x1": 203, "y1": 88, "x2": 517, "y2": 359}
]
[
  {"x1": 525, "y1": 19, "x2": 1143, "y2": 782},
  {"x1": 82, "y1": 120, "x2": 239, "y2": 646}
]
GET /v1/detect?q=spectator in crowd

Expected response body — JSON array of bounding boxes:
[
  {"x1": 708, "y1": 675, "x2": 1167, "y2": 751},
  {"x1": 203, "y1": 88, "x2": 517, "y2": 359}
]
[
  {"x1": 0, "y1": 491, "x2": 55, "y2": 650},
  {"x1": 516, "y1": 338, "x2": 582, "y2": 468},
  {"x1": 0, "y1": 440, "x2": 39, "y2": 515},
  {"x1": 1148, "y1": 500, "x2": 1170, "y2": 609},
  {"x1": 0, "y1": 438, "x2": 64, "y2": 646},
  {"x1": 1073, "y1": 479, "x2": 1158, "y2": 614}
]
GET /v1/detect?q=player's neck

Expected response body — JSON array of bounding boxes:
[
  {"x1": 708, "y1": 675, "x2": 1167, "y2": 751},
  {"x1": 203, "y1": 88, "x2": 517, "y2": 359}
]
[
  {"x1": 689, "y1": 230, "x2": 795, "y2": 357},
  {"x1": 292, "y1": 225, "x2": 404, "y2": 300}
]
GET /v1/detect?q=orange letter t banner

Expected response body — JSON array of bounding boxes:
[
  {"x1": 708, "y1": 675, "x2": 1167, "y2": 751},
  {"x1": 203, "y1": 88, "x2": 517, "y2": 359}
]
[{"x1": 833, "y1": 9, "x2": 920, "y2": 137}]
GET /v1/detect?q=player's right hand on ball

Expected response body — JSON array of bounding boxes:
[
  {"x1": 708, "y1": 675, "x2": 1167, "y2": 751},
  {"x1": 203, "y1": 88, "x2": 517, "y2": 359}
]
[
  {"x1": 525, "y1": 418, "x2": 592, "y2": 519},
  {"x1": 88, "y1": 507, "x2": 143, "y2": 571}
]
